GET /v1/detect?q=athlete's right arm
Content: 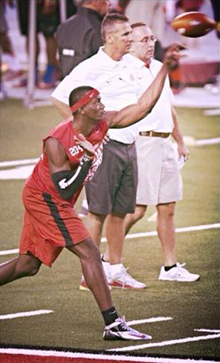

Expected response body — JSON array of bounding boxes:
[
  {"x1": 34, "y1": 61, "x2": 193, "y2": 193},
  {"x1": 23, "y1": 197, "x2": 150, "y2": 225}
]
[{"x1": 45, "y1": 137, "x2": 94, "y2": 201}]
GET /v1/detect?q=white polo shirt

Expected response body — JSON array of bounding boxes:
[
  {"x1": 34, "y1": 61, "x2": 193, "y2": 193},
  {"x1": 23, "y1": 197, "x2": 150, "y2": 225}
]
[
  {"x1": 52, "y1": 47, "x2": 140, "y2": 144},
  {"x1": 124, "y1": 54, "x2": 174, "y2": 135}
]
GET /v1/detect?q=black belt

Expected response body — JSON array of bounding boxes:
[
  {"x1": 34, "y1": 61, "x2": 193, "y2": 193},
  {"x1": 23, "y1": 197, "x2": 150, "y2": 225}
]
[{"x1": 139, "y1": 131, "x2": 170, "y2": 138}]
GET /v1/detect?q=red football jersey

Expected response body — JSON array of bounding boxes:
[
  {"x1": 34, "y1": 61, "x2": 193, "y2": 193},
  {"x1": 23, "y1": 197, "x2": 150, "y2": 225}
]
[{"x1": 26, "y1": 118, "x2": 108, "y2": 206}]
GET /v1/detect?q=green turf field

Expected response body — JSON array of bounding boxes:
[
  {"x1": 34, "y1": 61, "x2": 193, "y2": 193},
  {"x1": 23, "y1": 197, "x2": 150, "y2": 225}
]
[{"x1": 0, "y1": 99, "x2": 219, "y2": 360}]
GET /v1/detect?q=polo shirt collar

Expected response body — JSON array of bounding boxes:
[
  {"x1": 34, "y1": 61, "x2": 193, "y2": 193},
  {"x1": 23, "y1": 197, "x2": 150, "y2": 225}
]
[
  {"x1": 129, "y1": 54, "x2": 153, "y2": 68},
  {"x1": 97, "y1": 47, "x2": 126, "y2": 69}
]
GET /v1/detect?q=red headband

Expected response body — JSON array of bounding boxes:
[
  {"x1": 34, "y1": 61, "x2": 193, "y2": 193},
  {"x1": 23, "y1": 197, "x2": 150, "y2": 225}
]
[{"x1": 70, "y1": 89, "x2": 99, "y2": 113}]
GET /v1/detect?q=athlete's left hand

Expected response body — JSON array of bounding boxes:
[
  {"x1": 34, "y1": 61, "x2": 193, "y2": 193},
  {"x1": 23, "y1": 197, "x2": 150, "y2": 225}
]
[{"x1": 74, "y1": 134, "x2": 95, "y2": 159}]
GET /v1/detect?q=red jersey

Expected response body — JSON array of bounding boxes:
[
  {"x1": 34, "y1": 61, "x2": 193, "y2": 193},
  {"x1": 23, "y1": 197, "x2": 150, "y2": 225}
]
[{"x1": 26, "y1": 118, "x2": 108, "y2": 206}]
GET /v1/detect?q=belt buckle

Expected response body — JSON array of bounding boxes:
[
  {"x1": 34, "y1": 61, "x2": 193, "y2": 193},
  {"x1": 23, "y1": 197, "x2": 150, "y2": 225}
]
[{"x1": 149, "y1": 131, "x2": 153, "y2": 137}]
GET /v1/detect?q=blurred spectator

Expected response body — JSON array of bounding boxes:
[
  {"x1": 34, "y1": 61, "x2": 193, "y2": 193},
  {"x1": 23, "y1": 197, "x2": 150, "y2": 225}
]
[
  {"x1": 210, "y1": 0, "x2": 219, "y2": 38},
  {"x1": 109, "y1": 0, "x2": 129, "y2": 13},
  {"x1": 56, "y1": 0, "x2": 109, "y2": 79},
  {"x1": 176, "y1": 0, "x2": 204, "y2": 12},
  {"x1": 16, "y1": 0, "x2": 59, "y2": 88},
  {"x1": 0, "y1": 1, "x2": 23, "y2": 81},
  {"x1": 15, "y1": 0, "x2": 77, "y2": 88}
]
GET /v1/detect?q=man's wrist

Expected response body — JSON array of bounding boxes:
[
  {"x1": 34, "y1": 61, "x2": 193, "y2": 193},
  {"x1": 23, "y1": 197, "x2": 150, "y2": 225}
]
[{"x1": 83, "y1": 153, "x2": 94, "y2": 162}]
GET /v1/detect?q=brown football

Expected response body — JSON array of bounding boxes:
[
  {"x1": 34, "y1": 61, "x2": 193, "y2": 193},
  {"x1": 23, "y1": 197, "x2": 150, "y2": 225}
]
[{"x1": 171, "y1": 12, "x2": 216, "y2": 38}]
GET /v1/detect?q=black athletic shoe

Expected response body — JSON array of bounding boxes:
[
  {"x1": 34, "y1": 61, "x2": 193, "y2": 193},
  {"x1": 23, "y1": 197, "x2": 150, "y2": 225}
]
[{"x1": 103, "y1": 316, "x2": 152, "y2": 341}]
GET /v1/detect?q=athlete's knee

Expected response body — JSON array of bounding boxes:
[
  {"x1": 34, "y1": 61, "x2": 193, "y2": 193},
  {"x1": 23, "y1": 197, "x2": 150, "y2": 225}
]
[
  {"x1": 27, "y1": 264, "x2": 41, "y2": 276},
  {"x1": 86, "y1": 239, "x2": 101, "y2": 262},
  {"x1": 16, "y1": 255, "x2": 41, "y2": 277},
  {"x1": 71, "y1": 237, "x2": 101, "y2": 263}
]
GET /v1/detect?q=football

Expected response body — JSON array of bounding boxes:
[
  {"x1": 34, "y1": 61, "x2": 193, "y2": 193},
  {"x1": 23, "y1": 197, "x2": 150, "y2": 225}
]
[{"x1": 171, "y1": 12, "x2": 216, "y2": 38}]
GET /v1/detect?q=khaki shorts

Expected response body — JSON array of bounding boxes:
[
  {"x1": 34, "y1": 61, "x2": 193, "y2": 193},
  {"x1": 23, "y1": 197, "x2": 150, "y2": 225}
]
[{"x1": 136, "y1": 135, "x2": 183, "y2": 205}]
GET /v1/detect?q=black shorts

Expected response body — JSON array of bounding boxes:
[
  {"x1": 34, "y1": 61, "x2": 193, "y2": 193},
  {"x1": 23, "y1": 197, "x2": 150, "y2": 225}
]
[
  {"x1": 17, "y1": 0, "x2": 60, "y2": 37},
  {"x1": 85, "y1": 139, "x2": 138, "y2": 215}
]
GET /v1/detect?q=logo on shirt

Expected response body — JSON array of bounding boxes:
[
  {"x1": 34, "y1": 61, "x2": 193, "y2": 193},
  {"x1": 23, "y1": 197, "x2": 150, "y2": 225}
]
[{"x1": 69, "y1": 144, "x2": 83, "y2": 156}]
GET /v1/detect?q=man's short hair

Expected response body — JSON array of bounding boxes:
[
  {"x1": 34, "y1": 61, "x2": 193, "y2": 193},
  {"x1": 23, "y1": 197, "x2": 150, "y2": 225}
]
[
  {"x1": 101, "y1": 12, "x2": 129, "y2": 42},
  {"x1": 131, "y1": 22, "x2": 147, "y2": 29},
  {"x1": 69, "y1": 86, "x2": 94, "y2": 110}
]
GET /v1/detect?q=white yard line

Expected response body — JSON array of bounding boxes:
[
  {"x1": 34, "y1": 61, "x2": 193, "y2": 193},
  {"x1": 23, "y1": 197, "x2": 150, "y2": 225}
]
[
  {"x1": 195, "y1": 329, "x2": 220, "y2": 333},
  {"x1": 0, "y1": 136, "x2": 219, "y2": 170},
  {"x1": 107, "y1": 334, "x2": 220, "y2": 352},
  {"x1": 127, "y1": 317, "x2": 173, "y2": 326},
  {"x1": 101, "y1": 222, "x2": 220, "y2": 243},
  {"x1": 1, "y1": 223, "x2": 219, "y2": 256},
  {"x1": 0, "y1": 248, "x2": 19, "y2": 256},
  {"x1": 0, "y1": 310, "x2": 53, "y2": 320},
  {"x1": 0, "y1": 158, "x2": 39, "y2": 168},
  {"x1": 0, "y1": 348, "x2": 218, "y2": 363},
  {"x1": 196, "y1": 138, "x2": 220, "y2": 146}
]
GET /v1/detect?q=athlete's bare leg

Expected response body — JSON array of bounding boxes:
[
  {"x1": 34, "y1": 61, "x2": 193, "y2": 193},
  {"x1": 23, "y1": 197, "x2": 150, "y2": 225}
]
[
  {"x1": 0, "y1": 253, "x2": 42, "y2": 286},
  {"x1": 67, "y1": 237, "x2": 113, "y2": 311}
]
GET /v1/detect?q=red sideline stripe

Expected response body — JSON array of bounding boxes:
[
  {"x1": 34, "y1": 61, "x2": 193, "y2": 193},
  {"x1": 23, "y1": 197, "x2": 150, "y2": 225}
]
[{"x1": 1, "y1": 354, "x2": 156, "y2": 363}]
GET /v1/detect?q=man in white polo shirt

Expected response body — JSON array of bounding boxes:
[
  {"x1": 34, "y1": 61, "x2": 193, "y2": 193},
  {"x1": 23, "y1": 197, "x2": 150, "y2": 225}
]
[{"x1": 122, "y1": 23, "x2": 200, "y2": 282}]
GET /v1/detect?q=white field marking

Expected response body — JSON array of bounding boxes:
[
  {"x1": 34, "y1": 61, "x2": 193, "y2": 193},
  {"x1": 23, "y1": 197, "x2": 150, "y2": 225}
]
[
  {"x1": 183, "y1": 136, "x2": 220, "y2": 147},
  {"x1": 0, "y1": 349, "x2": 218, "y2": 363},
  {"x1": 127, "y1": 317, "x2": 173, "y2": 326},
  {"x1": 0, "y1": 158, "x2": 39, "y2": 168},
  {"x1": 147, "y1": 212, "x2": 157, "y2": 222},
  {"x1": 0, "y1": 134, "x2": 218, "y2": 173},
  {"x1": 203, "y1": 109, "x2": 220, "y2": 116},
  {"x1": 0, "y1": 310, "x2": 53, "y2": 320},
  {"x1": 0, "y1": 165, "x2": 35, "y2": 180},
  {"x1": 1, "y1": 223, "x2": 219, "y2": 256},
  {"x1": 107, "y1": 333, "x2": 220, "y2": 352},
  {"x1": 195, "y1": 329, "x2": 220, "y2": 333},
  {"x1": 78, "y1": 213, "x2": 87, "y2": 218},
  {"x1": 196, "y1": 138, "x2": 220, "y2": 146},
  {"x1": 101, "y1": 223, "x2": 220, "y2": 243},
  {"x1": 0, "y1": 248, "x2": 19, "y2": 256},
  {"x1": 182, "y1": 136, "x2": 196, "y2": 146}
]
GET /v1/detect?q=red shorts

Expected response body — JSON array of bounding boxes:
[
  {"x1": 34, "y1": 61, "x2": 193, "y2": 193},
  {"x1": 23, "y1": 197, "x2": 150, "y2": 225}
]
[{"x1": 19, "y1": 186, "x2": 90, "y2": 267}]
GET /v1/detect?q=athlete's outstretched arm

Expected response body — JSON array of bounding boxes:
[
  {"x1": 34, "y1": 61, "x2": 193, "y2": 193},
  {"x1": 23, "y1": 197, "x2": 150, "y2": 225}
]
[{"x1": 106, "y1": 43, "x2": 183, "y2": 128}]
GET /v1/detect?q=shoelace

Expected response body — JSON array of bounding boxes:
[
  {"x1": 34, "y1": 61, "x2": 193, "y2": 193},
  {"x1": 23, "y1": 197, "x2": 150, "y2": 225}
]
[{"x1": 116, "y1": 317, "x2": 132, "y2": 332}]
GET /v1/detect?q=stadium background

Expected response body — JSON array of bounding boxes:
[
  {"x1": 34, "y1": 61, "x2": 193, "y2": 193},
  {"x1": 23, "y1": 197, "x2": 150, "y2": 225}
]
[{"x1": 0, "y1": 1, "x2": 219, "y2": 362}]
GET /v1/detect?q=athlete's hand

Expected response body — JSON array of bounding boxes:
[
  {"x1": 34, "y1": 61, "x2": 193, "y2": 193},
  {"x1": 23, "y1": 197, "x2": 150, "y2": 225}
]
[
  {"x1": 74, "y1": 134, "x2": 95, "y2": 159},
  {"x1": 163, "y1": 43, "x2": 186, "y2": 71}
]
